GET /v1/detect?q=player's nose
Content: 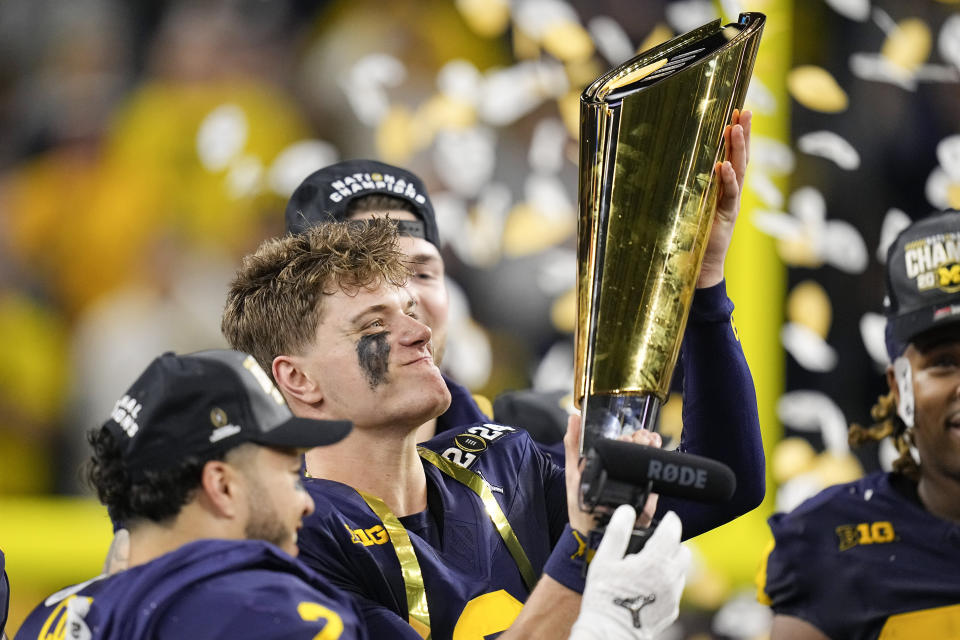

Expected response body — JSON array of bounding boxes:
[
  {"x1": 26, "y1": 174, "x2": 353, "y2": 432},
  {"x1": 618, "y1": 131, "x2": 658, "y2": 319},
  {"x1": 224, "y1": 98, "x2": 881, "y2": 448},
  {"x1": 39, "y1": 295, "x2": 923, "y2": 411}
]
[
  {"x1": 397, "y1": 313, "x2": 432, "y2": 348},
  {"x1": 301, "y1": 491, "x2": 315, "y2": 518}
]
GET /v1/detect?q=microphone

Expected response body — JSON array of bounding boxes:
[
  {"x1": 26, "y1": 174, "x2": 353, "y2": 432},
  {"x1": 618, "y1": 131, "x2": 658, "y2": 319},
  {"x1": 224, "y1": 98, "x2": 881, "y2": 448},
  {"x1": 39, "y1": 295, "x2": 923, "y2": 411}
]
[{"x1": 581, "y1": 439, "x2": 736, "y2": 511}]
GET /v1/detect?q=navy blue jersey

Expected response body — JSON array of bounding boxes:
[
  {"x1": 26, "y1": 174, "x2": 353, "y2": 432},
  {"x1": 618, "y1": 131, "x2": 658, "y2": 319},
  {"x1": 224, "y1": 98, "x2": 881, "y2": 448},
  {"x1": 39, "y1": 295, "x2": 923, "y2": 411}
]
[
  {"x1": 759, "y1": 472, "x2": 960, "y2": 639},
  {"x1": 298, "y1": 424, "x2": 572, "y2": 640},
  {"x1": 15, "y1": 539, "x2": 368, "y2": 640}
]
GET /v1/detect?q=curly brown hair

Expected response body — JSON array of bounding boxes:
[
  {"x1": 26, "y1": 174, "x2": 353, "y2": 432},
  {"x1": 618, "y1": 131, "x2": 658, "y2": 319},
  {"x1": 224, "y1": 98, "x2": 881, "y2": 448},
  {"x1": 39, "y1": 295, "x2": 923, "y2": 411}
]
[
  {"x1": 848, "y1": 389, "x2": 920, "y2": 481},
  {"x1": 222, "y1": 219, "x2": 410, "y2": 379}
]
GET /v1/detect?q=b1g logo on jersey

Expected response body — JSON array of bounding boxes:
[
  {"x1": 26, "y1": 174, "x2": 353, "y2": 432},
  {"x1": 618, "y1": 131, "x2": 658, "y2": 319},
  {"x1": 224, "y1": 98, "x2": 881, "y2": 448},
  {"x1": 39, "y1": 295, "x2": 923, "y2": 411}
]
[
  {"x1": 442, "y1": 424, "x2": 516, "y2": 468},
  {"x1": 344, "y1": 523, "x2": 390, "y2": 546},
  {"x1": 835, "y1": 521, "x2": 897, "y2": 551}
]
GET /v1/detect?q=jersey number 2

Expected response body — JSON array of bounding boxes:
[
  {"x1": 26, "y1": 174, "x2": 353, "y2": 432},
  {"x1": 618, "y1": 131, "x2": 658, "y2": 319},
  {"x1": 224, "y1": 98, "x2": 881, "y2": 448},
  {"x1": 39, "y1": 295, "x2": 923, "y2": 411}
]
[{"x1": 453, "y1": 590, "x2": 524, "y2": 640}]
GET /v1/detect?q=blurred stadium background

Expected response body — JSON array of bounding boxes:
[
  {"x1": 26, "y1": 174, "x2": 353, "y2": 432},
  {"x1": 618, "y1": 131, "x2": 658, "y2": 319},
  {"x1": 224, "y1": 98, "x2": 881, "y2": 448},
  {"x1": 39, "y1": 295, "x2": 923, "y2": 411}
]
[{"x1": 0, "y1": 0, "x2": 956, "y2": 637}]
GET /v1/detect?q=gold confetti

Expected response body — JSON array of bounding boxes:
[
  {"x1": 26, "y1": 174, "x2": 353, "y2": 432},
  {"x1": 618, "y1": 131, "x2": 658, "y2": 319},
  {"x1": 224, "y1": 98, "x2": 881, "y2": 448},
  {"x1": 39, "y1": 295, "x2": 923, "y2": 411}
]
[
  {"x1": 771, "y1": 437, "x2": 817, "y2": 484},
  {"x1": 550, "y1": 287, "x2": 576, "y2": 333},
  {"x1": 542, "y1": 21, "x2": 595, "y2": 63},
  {"x1": 375, "y1": 105, "x2": 418, "y2": 165},
  {"x1": 416, "y1": 94, "x2": 477, "y2": 131},
  {"x1": 777, "y1": 237, "x2": 824, "y2": 268},
  {"x1": 949, "y1": 182, "x2": 960, "y2": 209},
  {"x1": 557, "y1": 90, "x2": 581, "y2": 139},
  {"x1": 637, "y1": 23, "x2": 674, "y2": 55},
  {"x1": 811, "y1": 452, "x2": 863, "y2": 486},
  {"x1": 511, "y1": 22, "x2": 541, "y2": 60},
  {"x1": 786, "y1": 280, "x2": 832, "y2": 338},
  {"x1": 456, "y1": 0, "x2": 511, "y2": 38},
  {"x1": 659, "y1": 392, "x2": 684, "y2": 444},
  {"x1": 502, "y1": 202, "x2": 576, "y2": 257},
  {"x1": 787, "y1": 65, "x2": 849, "y2": 112},
  {"x1": 882, "y1": 18, "x2": 932, "y2": 71}
]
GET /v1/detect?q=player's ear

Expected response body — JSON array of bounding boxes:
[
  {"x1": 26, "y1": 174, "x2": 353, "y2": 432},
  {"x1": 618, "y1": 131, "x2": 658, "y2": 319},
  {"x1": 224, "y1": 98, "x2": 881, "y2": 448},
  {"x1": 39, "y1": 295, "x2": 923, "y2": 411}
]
[
  {"x1": 199, "y1": 459, "x2": 242, "y2": 518},
  {"x1": 273, "y1": 355, "x2": 324, "y2": 407}
]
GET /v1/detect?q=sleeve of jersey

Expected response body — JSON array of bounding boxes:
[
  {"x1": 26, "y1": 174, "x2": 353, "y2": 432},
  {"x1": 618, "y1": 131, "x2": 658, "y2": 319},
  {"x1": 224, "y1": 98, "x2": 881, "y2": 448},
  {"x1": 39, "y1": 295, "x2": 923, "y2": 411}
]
[
  {"x1": 530, "y1": 438, "x2": 589, "y2": 594},
  {"x1": 296, "y1": 517, "x2": 373, "y2": 602},
  {"x1": 656, "y1": 280, "x2": 765, "y2": 538},
  {"x1": 759, "y1": 512, "x2": 834, "y2": 637}
]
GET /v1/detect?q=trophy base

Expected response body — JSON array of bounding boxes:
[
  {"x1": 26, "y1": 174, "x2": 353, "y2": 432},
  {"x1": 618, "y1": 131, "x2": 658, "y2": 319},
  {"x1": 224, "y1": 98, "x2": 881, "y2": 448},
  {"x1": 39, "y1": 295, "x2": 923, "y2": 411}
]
[{"x1": 580, "y1": 393, "x2": 662, "y2": 455}]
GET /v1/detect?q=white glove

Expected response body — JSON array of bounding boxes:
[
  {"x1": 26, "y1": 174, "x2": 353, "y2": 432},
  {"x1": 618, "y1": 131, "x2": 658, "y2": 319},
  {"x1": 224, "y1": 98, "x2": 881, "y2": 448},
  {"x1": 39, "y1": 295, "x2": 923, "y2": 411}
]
[{"x1": 569, "y1": 507, "x2": 690, "y2": 640}]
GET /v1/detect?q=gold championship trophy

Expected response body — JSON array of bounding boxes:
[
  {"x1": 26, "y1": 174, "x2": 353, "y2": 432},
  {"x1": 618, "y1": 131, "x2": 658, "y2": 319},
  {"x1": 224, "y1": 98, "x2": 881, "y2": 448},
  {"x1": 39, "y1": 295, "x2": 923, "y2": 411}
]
[{"x1": 576, "y1": 13, "x2": 764, "y2": 456}]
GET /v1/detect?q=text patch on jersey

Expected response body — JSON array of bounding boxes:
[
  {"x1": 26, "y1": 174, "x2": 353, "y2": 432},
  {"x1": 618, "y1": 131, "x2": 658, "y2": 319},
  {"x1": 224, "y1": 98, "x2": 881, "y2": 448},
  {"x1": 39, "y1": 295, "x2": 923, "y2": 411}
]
[
  {"x1": 835, "y1": 521, "x2": 896, "y2": 551},
  {"x1": 441, "y1": 423, "x2": 516, "y2": 468},
  {"x1": 345, "y1": 523, "x2": 390, "y2": 546}
]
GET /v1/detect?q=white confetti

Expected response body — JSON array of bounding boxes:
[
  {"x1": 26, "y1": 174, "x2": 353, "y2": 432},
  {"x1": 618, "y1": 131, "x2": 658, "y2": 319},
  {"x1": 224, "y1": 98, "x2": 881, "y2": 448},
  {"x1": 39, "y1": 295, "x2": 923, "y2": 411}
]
[
  {"x1": 781, "y1": 322, "x2": 838, "y2": 372},
  {"x1": 825, "y1": 0, "x2": 870, "y2": 22},
  {"x1": 525, "y1": 173, "x2": 573, "y2": 219},
  {"x1": 876, "y1": 208, "x2": 912, "y2": 263},
  {"x1": 433, "y1": 126, "x2": 497, "y2": 198},
  {"x1": 513, "y1": 0, "x2": 580, "y2": 39},
  {"x1": 860, "y1": 312, "x2": 890, "y2": 367},
  {"x1": 437, "y1": 59, "x2": 483, "y2": 106},
  {"x1": 939, "y1": 14, "x2": 960, "y2": 69},
  {"x1": 479, "y1": 60, "x2": 568, "y2": 126},
  {"x1": 664, "y1": 0, "x2": 717, "y2": 34},
  {"x1": 196, "y1": 104, "x2": 247, "y2": 171},
  {"x1": 777, "y1": 390, "x2": 850, "y2": 455},
  {"x1": 267, "y1": 140, "x2": 339, "y2": 197},
  {"x1": 587, "y1": 15, "x2": 634, "y2": 66},
  {"x1": 936, "y1": 134, "x2": 960, "y2": 181},
  {"x1": 340, "y1": 54, "x2": 407, "y2": 126},
  {"x1": 822, "y1": 219, "x2": 869, "y2": 274},
  {"x1": 797, "y1": 130, "x2": 861, "y2": 170},
  {"x1": 528, "y1": 118, "x2": 568, "y2": 173}
]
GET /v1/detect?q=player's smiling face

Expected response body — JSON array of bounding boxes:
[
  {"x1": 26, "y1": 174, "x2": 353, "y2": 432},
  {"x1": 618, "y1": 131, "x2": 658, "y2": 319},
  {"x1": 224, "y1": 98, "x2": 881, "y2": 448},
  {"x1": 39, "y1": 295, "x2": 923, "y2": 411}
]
[
  {"x1": 300, "y1": 282, "x2": 451, "y2": 432},
  {"x1": 902, "y1": 325, "x2": 960, "y2": 480},
  {"x1": 348, "y1": 209, "x2": 450, "y2": 364}
]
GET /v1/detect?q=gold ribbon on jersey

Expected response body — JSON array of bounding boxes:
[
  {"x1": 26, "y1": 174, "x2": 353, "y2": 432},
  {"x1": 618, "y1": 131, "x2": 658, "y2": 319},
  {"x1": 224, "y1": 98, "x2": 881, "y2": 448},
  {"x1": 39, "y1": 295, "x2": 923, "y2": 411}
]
[
  {"x1": 358, "y1": 490, "x2": 432, "y2": 639},
  {"x1": 350, "y1": 448, "x2": 537, "y2": 639},
  {"x1": 418, "y1": 447, "x2": 538, "y2": 592}
]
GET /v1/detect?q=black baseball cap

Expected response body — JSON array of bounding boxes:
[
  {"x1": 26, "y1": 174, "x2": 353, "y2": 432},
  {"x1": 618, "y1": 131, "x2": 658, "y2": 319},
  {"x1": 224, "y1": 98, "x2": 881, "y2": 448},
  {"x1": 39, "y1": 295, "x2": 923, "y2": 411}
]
[
  {"x1": 284, "y1": 159, "x2": 441, "y2": 248},
  {"x1": 884, "y1": 210, "x2": 960, "y2": 359},
  {"x1": 102, "y1": 350, "x2": 352, "y2": 479}
]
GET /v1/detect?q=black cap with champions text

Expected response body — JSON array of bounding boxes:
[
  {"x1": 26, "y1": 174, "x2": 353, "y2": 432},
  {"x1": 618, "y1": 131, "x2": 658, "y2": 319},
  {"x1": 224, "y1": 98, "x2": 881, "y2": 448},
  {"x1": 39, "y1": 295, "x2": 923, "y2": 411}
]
[
  {"x1": 285, "y1": 159, "x2": 441, "y2": 248},
  {"x1": 101, "y1": 350, "x2": 352, "y2": 479},
  {"x1": 884, "y1": 210, "x2": 960, "y2": 359}
]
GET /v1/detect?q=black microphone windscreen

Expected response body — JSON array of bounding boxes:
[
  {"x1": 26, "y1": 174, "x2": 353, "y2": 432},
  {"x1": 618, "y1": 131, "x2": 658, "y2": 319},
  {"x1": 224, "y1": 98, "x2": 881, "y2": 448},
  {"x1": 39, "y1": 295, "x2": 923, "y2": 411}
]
[{"x1": 594, "y1": 439, "x2": 736, "y2": 502}]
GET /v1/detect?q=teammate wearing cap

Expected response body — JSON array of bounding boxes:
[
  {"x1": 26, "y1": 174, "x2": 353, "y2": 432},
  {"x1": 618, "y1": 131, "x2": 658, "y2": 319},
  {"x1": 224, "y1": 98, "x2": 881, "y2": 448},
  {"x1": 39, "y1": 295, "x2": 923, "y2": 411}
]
[
  {"x1": 222, "y1": 217, "x2": 753, "y2": 639},
  {"x1": 758, "y1": 210, "x2": 960, "y2": 639},
  {"x1": 14, "y1": 350, "x2": 366, "y2": 640}
]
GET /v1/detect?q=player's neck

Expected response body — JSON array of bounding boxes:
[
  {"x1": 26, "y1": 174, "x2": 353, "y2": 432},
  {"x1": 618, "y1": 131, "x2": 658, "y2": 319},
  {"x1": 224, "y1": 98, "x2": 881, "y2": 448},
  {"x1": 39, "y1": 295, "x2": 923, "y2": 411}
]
[
  {"x1": 305, "y1": 428, "x2": 428, "y2": 517},
  {"x1": 126, "y1": 504, "x2": 242, "y2": 568},
  {"x1": 917, "y1": 472, "x2": 960, "y2": 523},
  {"x1": 414, "y1": 416, "x2": 438, "y2": 442}
]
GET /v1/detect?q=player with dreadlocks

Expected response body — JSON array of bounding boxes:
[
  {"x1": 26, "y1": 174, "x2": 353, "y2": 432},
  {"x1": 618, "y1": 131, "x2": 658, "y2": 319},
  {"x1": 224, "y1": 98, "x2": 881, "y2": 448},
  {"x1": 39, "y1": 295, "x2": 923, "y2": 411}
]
[{"x1": 758, "y1": 210, "x2": 960, "y2": 639}]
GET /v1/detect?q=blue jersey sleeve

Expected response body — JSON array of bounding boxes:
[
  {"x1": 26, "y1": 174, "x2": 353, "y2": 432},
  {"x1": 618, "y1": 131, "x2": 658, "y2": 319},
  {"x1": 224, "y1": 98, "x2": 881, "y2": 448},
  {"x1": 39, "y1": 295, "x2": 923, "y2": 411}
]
[
  {"x1": 658, "y1": 280, "x2": 765, "y2": 538},
  {"x1": 759, "y1": 495, "x2": 849, "y2": 639}
]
